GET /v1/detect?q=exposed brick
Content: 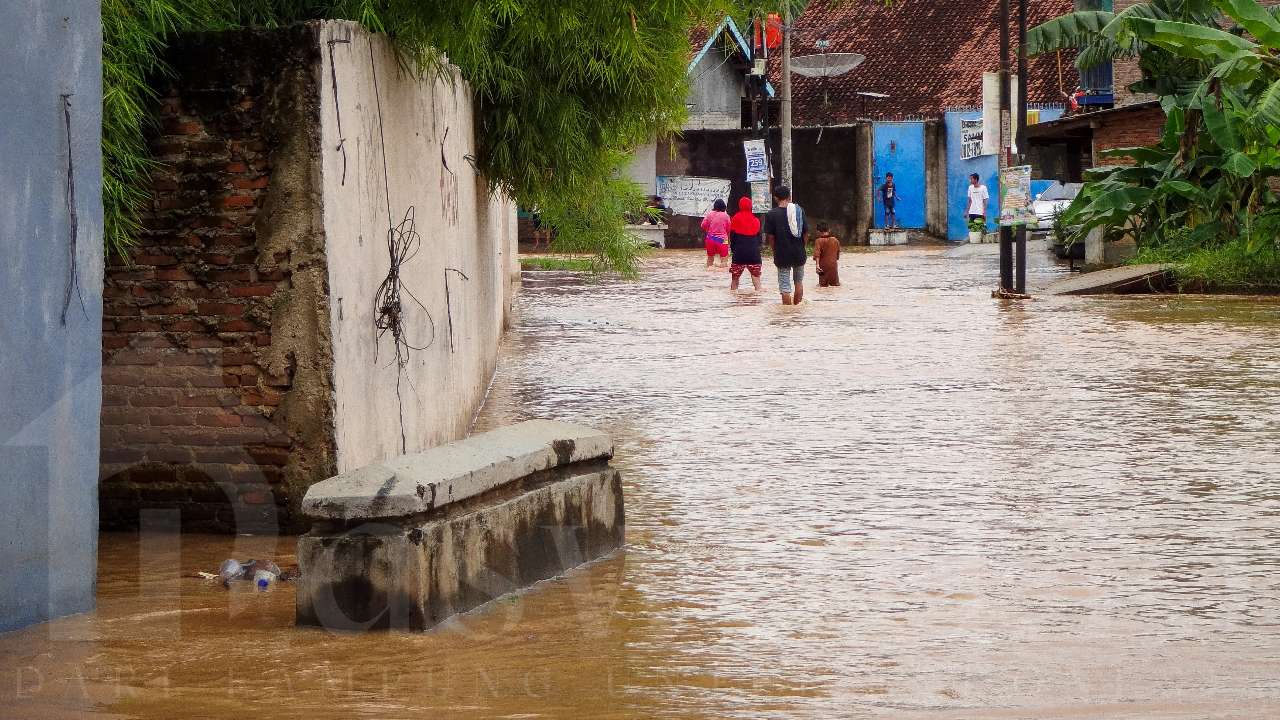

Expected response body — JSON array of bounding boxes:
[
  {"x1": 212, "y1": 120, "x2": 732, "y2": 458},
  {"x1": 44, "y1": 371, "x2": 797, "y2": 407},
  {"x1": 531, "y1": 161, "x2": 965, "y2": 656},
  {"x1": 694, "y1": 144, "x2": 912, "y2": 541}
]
[
  {"x1": 134, "y1": 254, "x2": 178, "y2": 266},
  {"x1": 148, "y1": 446, "x2": 194, "y2": 464},
  {"x1": 198, "y1": 302, "x2": 246, "y2": 316},
  {"x1": 131, "y1": 388, "x2": 178, "y2": 407},
  {"x1": 98, "y1": 39, "x2": 333, "y2": 535},
  {"x1": 218, "y1": 319, "x2": 257, "y2": 333},
  {"x1": 155, "y1": 268, "x2": 195, "y2": 281},
  {"x1": 101, "y1": 447, "x2": 146, "y2": 464},
  {"x1": 231, "y1": 176, "x2": 270, "y2": 190},
  {"x1": 150, "y1": 410, "x2": 198, "y2": 426},
  {"x1": 143, "y1": 303, "x2": 196, "y2": 316}
]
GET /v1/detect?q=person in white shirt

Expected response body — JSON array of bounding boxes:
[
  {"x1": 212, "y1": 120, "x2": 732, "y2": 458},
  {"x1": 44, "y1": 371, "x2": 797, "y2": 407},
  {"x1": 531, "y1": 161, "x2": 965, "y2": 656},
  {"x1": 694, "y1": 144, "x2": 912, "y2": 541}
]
[{"x1": 966, "y1": 173, "x2": 989, "y2": 224}]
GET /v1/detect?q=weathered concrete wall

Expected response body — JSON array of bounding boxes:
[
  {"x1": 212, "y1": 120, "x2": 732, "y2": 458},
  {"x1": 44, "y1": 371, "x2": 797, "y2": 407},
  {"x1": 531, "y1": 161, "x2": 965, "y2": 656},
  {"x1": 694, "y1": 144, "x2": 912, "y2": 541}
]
[
  {"x1": 685, "y1": 50, "x2": 744, "y2": 131},
  {"x1": 100, "y1": 22, "x2": 517, "y2": 532},
  {"x1": 924, "y1": 120, "x2": 948, "y2": 238},
  {"x1": 319, "y1": 22, "x2": 516, "y2": 473},
  {"x1": 296, "y1": 421, "x2": 624, "y2": 631},
  {"x1": 657, "y1": 126, "x2": 863, "y2": 246},
  {"x1": 0, "y1": 1, "x2": 104, "y2": 631},
  {"x1": 625, "y1": 142, "x2": 658, "y2": 196}
]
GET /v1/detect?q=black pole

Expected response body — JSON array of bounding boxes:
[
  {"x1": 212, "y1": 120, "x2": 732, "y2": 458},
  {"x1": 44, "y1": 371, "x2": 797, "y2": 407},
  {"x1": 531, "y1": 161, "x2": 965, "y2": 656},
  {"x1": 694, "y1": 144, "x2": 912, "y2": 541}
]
[
  {"x1": 1015, "y1": 0, "x2": 1029, "y2": 294},
  {"x1": 999, "y1": 0, "x2": 1013, "y2": 292}
]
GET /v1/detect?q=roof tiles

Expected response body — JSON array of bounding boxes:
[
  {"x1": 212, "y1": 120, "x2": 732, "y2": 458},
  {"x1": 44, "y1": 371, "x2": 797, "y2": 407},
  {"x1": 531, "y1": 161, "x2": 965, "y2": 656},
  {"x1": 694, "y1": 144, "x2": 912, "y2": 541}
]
[{"x1": 761, "y1": 0, "x2": 1079, "y2": 123}]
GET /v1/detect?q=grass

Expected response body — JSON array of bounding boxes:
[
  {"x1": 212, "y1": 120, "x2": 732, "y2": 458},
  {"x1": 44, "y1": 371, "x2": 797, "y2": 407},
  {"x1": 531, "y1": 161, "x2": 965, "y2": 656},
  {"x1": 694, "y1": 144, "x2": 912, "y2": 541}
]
[
  {"x1": 1132, "y1": 235, "x2": 1280, "y2": 293},
  {"x1": 520, "y1": 256, "x2": 597, "y2": 272}
]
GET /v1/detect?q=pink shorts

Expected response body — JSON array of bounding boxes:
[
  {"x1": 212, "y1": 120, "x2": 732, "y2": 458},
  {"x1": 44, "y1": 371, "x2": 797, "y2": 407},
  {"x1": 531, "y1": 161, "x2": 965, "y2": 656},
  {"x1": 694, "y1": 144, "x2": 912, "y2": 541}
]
[{"x1": 705, "y1": 237, "x2": 729, "y2": 257}]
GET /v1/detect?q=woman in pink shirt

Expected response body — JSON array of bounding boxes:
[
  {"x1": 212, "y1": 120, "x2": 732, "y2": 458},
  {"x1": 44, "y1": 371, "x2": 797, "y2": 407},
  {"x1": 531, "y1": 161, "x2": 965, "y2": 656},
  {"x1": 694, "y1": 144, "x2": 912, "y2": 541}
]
[{"x1": 701, "y1": 199, "x2": 731, "y2": 269}]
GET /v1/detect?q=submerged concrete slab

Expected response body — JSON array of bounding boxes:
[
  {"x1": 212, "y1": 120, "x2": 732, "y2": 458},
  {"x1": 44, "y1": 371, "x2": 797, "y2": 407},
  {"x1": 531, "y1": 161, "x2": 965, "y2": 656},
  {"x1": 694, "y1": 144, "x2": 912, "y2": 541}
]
[
  {"x1": 302, "y1": 419, "x2": 612, "y2": 522},
  {"x1": 1045, "y1": 263, "x2": 1174, "y2": 296},
  {"x1": 296, "y1": 420, "x2": 624, "y2": 631}
]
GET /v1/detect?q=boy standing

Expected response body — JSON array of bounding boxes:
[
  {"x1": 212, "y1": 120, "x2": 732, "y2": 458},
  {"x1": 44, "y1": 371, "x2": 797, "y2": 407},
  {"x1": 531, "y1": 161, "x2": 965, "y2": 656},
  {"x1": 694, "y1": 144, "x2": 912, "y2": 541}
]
[
  {"x1": 965, "y1": 173, "x2": 989, "y2": 226},
  {"x1": 880, "y1": 173, "x2": 898, "y2": 229},
  {"x1": 763, "y1": 185, "x2": 809, "y2": 305}
]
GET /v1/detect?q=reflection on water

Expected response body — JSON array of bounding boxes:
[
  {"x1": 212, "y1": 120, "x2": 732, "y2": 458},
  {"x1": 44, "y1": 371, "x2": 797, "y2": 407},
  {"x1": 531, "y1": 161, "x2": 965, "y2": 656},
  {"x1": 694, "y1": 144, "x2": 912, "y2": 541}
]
[{"x1": 5, "y1": 247, "x2": 1280, "y2": 719}]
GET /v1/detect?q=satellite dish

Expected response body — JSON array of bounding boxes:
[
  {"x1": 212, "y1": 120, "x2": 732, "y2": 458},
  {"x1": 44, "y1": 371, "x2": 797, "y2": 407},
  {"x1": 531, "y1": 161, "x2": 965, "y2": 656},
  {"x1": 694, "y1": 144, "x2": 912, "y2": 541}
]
[{"x1": 790, "y1": 53, "x2": 866, "y2": 78}]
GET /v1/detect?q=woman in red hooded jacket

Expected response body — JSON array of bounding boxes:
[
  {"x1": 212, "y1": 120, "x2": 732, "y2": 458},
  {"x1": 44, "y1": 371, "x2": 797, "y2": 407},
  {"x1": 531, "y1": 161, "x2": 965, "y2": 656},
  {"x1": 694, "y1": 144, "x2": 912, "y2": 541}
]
[{"x1": 727, "y1": 197, "x2": 763, "y2": 291}]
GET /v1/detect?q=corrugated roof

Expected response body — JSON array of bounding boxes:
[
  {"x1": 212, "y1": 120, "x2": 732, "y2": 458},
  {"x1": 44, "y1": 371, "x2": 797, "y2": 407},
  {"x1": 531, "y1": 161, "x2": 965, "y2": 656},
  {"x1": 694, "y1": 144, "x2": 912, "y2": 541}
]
[{"x1": 756, "y1": 0, "x2": 1079, "y2": 123}]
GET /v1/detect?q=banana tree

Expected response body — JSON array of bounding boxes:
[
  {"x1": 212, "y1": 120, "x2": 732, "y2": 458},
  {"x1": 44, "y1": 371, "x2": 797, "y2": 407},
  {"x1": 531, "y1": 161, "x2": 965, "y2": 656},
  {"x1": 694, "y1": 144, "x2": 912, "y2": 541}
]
[{"x1": 1033, "y1": 0, "x2": 1280, "y2": 261}]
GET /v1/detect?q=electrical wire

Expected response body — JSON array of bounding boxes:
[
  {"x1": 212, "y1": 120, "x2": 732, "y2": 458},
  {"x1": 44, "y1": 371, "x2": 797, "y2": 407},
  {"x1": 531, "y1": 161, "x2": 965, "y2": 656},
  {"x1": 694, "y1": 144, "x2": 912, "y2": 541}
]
[{"x1": 60, "y1": 94, "x2": 85, "y2": 326}]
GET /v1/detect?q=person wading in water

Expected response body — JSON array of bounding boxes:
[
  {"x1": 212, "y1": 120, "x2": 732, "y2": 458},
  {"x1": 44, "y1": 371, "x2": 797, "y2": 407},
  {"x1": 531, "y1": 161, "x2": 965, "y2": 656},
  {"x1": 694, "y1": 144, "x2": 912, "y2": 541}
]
[
  {"x1": 701, "y1": 199, "x2": 731, "y2": 269},
  {"x1": 728, "y1": 197, "x2": 763, "y2": 291},
  {"x1": 762, "y1": 185, "x2": 809, "y2": 305},
  {"x1": 812, "y1": 222, "x2": 841, "y2": 287}
]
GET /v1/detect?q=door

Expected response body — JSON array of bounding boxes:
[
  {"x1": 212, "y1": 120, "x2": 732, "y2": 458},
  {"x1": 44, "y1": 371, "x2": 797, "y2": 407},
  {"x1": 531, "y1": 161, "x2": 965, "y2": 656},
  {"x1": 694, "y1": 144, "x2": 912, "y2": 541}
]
[{"x1": 872, "y1": 122, "x2": 926, "y2": 229}]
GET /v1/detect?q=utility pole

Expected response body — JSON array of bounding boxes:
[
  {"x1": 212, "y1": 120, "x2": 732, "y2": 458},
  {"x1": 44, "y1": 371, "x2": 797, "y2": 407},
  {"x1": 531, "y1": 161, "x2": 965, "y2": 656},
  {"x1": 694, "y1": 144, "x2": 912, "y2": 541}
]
[
  {"x1": 1015, "y1": 0, "x2": 1029, "y2": 295},
  {"x1": 998, "y1": 0, "x2": 1013, "y2": 292},
  {"x1": 781, "y1": 5, "x2": 793, "y2": 189}
]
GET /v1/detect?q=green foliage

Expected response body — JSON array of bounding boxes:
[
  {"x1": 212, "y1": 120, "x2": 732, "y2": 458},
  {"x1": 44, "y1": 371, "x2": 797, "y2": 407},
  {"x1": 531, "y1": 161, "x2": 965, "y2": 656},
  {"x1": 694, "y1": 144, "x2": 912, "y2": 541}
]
[
  {"x1": 1033, "y1": 0, "x2": 1280, "y2": 289},
  {"x1": 967, "y1": 217, "x2": 986, "y2": 233},
  {"x1": 101, "y1": 0, "x2": 729, "y2": 274}
]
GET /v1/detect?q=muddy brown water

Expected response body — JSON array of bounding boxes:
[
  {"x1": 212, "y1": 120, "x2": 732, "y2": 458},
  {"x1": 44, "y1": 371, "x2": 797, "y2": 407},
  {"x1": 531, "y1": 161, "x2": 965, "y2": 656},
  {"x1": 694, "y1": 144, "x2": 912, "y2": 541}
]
[{"x1": 5, "y1": 247, "x2": 1280, "y2": 719}]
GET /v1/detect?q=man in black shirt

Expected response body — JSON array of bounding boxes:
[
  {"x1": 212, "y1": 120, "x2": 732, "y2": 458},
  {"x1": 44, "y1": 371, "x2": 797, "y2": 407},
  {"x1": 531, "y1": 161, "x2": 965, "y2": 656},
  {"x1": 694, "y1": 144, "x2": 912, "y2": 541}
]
[{"x1": 762, "y1": 185, "x2": 809, "y2": 305}]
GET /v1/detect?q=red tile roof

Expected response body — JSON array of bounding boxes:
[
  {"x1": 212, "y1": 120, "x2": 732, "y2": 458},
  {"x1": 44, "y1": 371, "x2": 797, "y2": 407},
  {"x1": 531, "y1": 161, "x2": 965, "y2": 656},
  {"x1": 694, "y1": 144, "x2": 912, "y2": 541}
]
[{"x1": 761, "y1": 0, "x2": 1079, "y2": 124}]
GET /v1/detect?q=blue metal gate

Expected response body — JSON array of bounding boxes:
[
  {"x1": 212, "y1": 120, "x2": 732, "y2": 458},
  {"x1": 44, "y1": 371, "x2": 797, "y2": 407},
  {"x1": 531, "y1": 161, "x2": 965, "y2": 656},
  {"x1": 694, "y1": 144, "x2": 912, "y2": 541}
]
[{"x1": 872, "y1": 122, "x2": 926, "y2": 229}]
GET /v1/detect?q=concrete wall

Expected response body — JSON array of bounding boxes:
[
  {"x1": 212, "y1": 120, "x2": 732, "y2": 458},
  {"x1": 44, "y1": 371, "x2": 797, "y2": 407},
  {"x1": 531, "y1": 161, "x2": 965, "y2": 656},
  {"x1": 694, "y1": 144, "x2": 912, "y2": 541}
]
[
  {"x1": 0, "y1": 1, "x2": 103, "y2": 632},
  {"x1": 685, "y1": 49, "x2": 744, "y2": 131},
  {"x1": 319, "y1": 22, "x2": 516, "y2": 473},
  {"x1": 625, "y1": 142, "x2": 658, "y2": 196},
  {"x1": 99, "y1": 22, "x2": 516, "y2": 532},
  {"x1": 924, "y1": 120, "x2": 948, "y2": 238}
]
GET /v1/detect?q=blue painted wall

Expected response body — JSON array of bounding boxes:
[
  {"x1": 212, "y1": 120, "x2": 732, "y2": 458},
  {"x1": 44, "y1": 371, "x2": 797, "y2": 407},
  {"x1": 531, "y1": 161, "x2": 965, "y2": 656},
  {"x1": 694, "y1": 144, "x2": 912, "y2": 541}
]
[
  {"x1": 872, "y1": 122, "x2": 926, "y2": 229},
  {"x1": 943, "y1": 108, "x2": 1064, "y2": 241},
  {"x1": 0, "y1": 1, "x2": 103, "y2": 632}
]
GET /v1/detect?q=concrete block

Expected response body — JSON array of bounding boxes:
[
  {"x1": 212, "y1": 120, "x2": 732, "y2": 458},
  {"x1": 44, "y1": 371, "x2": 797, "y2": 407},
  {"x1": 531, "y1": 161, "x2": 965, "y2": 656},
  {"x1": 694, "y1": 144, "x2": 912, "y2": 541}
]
[
  {"x1": 302, "y1": 419, "x2": 612, "y2": 522},
  {"x1": 296, "y1": 420, "x2": 624, "y2": 631},
  {"x1": 626, "y1": 223, "x2": 667, "y2": 248},
  {"x1": 868, "y1": 229, "x2": 909, "y2": 246}
]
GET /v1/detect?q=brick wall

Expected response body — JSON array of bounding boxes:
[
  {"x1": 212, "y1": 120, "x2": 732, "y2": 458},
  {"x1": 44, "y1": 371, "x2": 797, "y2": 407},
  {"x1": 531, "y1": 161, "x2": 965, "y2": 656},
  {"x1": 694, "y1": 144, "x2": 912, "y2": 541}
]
[
  {"x1": 1112, "y1": 0, "x2": 1280, "y2": 106},
  {"x1": 100, "y1": 28, "x2": 334, "y2": 533},
  {"x1": 1092, "y1": 105, "x2": 1166, "y2": 165}
]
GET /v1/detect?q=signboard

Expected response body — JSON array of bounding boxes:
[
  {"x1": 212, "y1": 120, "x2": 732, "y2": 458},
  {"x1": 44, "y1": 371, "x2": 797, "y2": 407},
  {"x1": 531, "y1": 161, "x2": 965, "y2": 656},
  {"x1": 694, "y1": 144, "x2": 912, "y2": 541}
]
[
  {"x1": 981, "y1": 72, "x2": 1001, "y2": 156},
  {"x1": 750, "y1": 181, "x2": 771, "y2": 213},
  {"x1": 743, "y1": 139, "x2": 769, "y2": 182},
  {"x1": 655, "y1": 175, "x2": 732, "y2": 217},
  {"x1": 999, "y1": 164, "x2": 1036, "y2": 227},
  {"x1": 960, "y1": 118, "x2": 984, "y2": 160}
]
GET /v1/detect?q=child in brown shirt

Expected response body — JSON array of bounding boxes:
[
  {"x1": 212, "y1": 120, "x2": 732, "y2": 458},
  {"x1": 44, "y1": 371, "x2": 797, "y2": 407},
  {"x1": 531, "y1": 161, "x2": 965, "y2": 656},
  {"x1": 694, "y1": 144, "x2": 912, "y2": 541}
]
[{"x1": 812, "y1": 223, "x2": 841, "y2": 287}]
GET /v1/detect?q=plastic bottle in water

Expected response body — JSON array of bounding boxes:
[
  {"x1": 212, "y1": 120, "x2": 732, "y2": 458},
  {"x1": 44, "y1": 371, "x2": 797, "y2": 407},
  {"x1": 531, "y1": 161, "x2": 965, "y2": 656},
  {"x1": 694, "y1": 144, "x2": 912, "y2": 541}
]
[
  {"x1": 253, "y1": 568, "x2": 279, "y2": 591},
  {"x1": 219, "y1": 559, "x2": 245, "y2": 584}
]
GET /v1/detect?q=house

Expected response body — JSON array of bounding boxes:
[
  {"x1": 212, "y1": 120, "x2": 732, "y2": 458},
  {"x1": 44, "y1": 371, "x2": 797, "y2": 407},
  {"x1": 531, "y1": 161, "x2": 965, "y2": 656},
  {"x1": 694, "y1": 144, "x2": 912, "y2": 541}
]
[{"x1": 625, "y1": 17, "x2": 770, "y2": 197}]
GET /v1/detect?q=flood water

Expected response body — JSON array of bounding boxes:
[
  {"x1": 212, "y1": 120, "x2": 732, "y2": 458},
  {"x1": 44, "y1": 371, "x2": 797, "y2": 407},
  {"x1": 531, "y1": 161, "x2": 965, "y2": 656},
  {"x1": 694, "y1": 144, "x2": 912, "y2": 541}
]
[{"x1": 6, "y1": 246, "x2": 1280, "y2": 718}]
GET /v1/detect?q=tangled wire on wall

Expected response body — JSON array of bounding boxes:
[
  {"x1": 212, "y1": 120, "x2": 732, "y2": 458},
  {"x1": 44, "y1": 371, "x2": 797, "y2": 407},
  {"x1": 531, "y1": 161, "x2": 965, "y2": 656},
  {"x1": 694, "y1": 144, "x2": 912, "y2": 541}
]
[{"x1": 373, "y1": 206, "x2": 436, "y2": 453}]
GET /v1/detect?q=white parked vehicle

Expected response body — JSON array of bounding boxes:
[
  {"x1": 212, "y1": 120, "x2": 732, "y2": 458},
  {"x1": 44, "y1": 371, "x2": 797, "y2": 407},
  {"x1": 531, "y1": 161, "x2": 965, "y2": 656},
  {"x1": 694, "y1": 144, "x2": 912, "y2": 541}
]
[{"x1": 1031, "y1": 182, "x2": 1082, "y2": 231}]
